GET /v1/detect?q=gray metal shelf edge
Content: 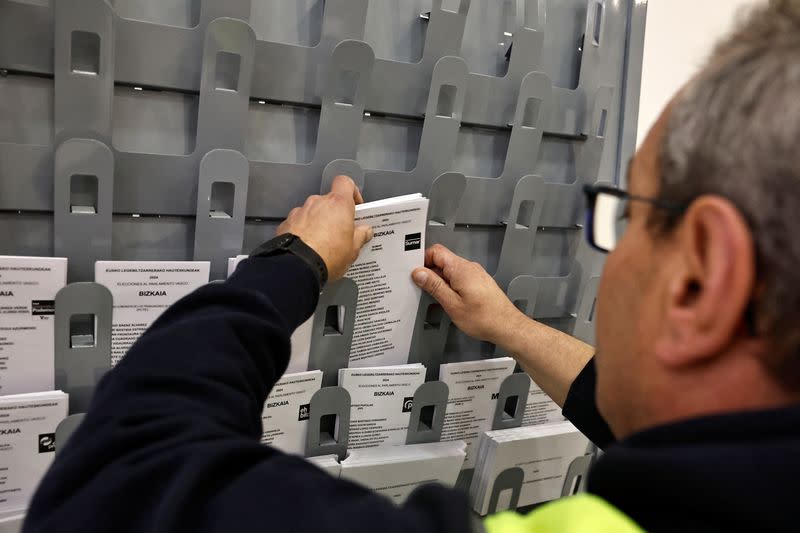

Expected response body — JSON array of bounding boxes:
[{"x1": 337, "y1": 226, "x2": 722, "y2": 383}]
[{"x1": 0, "y1": 0, "x2": 623, "y2": 136}]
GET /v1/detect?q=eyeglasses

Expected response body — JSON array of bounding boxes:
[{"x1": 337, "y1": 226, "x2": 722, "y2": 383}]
[{"x1": 582, "y1": 184, "x2": 687, "y2": 253}]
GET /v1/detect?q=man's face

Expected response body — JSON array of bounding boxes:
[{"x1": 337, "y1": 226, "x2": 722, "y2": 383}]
[{"x1": 594, "y1": 108, "x2": 676, "y2": 438}]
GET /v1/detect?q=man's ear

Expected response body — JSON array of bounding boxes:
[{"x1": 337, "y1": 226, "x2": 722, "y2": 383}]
[{"x1": 653, "y1": 196, "x2": 756, "y2": 368}]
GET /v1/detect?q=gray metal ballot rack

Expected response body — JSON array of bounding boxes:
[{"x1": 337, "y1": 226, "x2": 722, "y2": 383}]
[{"x1": 0, "y1": 0, "x2": 647, "y2": 517}]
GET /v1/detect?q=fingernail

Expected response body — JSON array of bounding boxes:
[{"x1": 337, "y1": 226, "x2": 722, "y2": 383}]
[{"x1": 412, "y1": 270, "x2": 428, "y2": 286}]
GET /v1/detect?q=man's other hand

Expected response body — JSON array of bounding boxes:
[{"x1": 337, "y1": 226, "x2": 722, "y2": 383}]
[
  {"x1": 411, "y1": 245, "x2": 526, "y2": 345},
  {"x1": 277, "y1": 175, "x2": 374, "y2": 281}
]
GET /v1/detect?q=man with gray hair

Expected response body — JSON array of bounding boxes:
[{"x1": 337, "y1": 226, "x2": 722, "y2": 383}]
[{"x1": 25, "y1": 1, "x2": 800, "y2": 532}]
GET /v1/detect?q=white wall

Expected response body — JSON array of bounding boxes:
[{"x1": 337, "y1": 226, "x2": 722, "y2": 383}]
[{"x1": 636, "y1": 0, "x2": 763, "y2": 146}]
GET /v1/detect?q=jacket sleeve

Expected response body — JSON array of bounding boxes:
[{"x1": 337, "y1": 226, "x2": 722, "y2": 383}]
[
  {"x1": 24, "y1": 255, "x2": 475, "y2": 533},
  {"x1": 561, "y1": 358, "x2": 617, "y2": 449}
]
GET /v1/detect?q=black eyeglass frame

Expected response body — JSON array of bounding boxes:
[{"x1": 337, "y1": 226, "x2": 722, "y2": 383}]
[
  {"x1": 582, "y1": 184, "x2": 759, "y2": 337},
  {"x1": 582, "y1": 184, "x2": 687, "y2": 254}
]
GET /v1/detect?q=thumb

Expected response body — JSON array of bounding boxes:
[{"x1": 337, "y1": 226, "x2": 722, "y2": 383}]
[
  {"x1": 412, "y1": 267, "x2": 460, "y2": 312},
  {"x1": 353, "y1": 225, "x2": 373, "y2": 252}
]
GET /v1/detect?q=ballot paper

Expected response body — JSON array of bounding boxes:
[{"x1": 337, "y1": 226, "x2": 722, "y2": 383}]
[
  {"x1": 340, "y1": 441, "x2": 466, "y2": 505},
  {"x1": 439, "y1": 358, "x2": 516, "y2": 469},
  {"x1": 346, "y1": 194, "x2": 429, "y2": 368},
  {"x1": 0, "y1": 256, "x2": 67, "y2": 395},
  {"x1": 469, "y1": 422, "x2": 589, "y2": 515},
  {"x1": 339, "y1": 364, "x2": 426, "y2": 450},
  {"x1": 95, "y1": 261, "x2": 210, "y2": 365},
  {"x1": 0, "y1": 391, "x2": 68, "y2": 513},
  {"x1": 227, "y1": 255, "x2": 312, "y2": 374},
  {"x1": 307, "y1": 454, "x2": 341, "y2": 477},
  {"x1": 261, "y1": 370, "x2": 323, "y2": 456},
  {"x1": 522, "y1": 378, "x2": 566, "y2": 427}
]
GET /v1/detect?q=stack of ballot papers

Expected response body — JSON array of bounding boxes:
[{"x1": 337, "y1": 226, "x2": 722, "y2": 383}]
[
  {"x1": 228, "y1": 193, "x2": 429, "y2": 372},
  {"x1": 339, "y1": 364, "x2": 426, "y2": 449},
  {"x1": 307, "y1": 454, "x2": 341, "y2": 477},
  {"x1": 522, "y1": 378, "x2": 566, "y2": 427},
  {"x1": 346, "y1": 194, "x2": 428, "y2": 368},
  {"x1": 340, "y1": 441, "x2": 467, "y2": 504},
  {"x1": 0, "y1": 391, "x2": 68, "y2": 513},
  {"x1": 438, "y1": 358, "x2": 516, "y2": 470},
  {"x1": 469, "y1": 421, "x2": 589, "y2": 515},
  {"x1": 95, "y1": 261, "x2": 210, "y2": 365},
  {"x1": 0, "y1": 256, "x2": 67, "y2": 395},
  {"x1": 260, "y1": 371, "x2": 323, "y2": 456}
]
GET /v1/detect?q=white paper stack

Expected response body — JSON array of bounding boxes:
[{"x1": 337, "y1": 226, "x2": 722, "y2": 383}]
[
  {"x1": 339, "y1": 364, "x2": 426, "y2": 450},
  {"x1": 340, "y1": 441, "x2": 467, "y2": 505},
  {"x1": 94, "y1": 261, "x2": 210, "y2": 365},
  {"x1": 0, "y1": 391, "x2": 68, "y2": 513},
  {"x1": 307, "y1": 454, "x2": 341, "y2": 477},
  {"x1": 347, "y1": 194, "x2": 429, "y2": 368},
  {"x1": 522, "y1": 378, "x2": 566, "y2": 427},
  {"x1": 227, "y1": 254, "x2": 313, "y2": 374},
  {"x1": 438, "y1": 358, "x2": 516, "y2": 469},
  {"x1": 0, "y1": 256, "x2": 67, "y2": 395},
  {"x1": 469, "y1": 421, "x2": 589, "y2": 515},
  {"x1": 260, "y1": 371, "x2": 323, "y2": 456}
]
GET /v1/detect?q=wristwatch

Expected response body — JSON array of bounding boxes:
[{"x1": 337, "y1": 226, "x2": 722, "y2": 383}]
[{"x1": 250, "y1": 233, "x2": 328, "y2": 290}]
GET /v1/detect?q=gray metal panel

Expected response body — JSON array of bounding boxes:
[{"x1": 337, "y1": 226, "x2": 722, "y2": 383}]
[
  {"x1": 491, "y1": 373, "x2": 531, "y2": 430},
  {"x1": 487, "y1": 467, "x2": 524, "y2": 515},
  {"x1": 193, "y1": 149, "x2": 249, "y2": 280},
  {"x1": 54, "y1": 282, "x2": 113, "y2": 414},
  {"x1": 305, "y1": 386, "x2": 351, "y2": 460},
  {"x1": 405, "y1": 381, "x2": 449, "y2": 445},
  {"x1": 560, "y1": 453, "x2": 593, "y2": 497},
  {"x1": 307, "y1": 279, "x2": 359, "y2": 388},
  {"x1": 53, "y1": 139, "x2": 115, "y2": 282}
]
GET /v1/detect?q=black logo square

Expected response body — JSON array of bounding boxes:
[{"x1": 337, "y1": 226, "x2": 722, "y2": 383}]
[
  {"x1": 402, "y1": 397, "x2": 414, "y2": 413},
  {"x1": 404, "y1": 233, "x2": 422, "y2": 252},
  {"x1": 298, "y1": 404, "x2": 310, "y2": 421},
  {"x1": 38, "y1": 433, "x2": 56, "y2": 453}
]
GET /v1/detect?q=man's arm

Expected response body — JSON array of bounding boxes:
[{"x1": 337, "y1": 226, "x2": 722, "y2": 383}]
[{"x1": 412, "y1": 245, "x2": 614, "y2": 445}]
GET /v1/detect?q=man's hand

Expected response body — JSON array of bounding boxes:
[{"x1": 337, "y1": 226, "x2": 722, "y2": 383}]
[
  {"x1": 411, "y1": 244, "x2": 526, "y2": 346},
  {"x1": 277, "y1": 175, "x2": 374, "y2": 281}
]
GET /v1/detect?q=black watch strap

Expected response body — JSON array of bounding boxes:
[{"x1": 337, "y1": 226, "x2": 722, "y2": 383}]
[{"x1": 250, "y1": 234, "x2": 328, "y2": 289}]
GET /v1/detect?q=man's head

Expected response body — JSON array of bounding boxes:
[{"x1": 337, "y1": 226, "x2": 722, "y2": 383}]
[{"x1": 595, "y1": 0, "x2": 800, "y2": 438}]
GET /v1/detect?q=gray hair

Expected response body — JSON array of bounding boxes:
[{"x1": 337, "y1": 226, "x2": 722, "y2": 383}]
[{"x1": 656, "y1": 0, "x2": 800, "y2": 380}]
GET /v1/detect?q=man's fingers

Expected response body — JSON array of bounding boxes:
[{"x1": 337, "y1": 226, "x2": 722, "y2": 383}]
[
  {"x1": 353, "y1": 225, "x2": 374, "y2": 252},
  {"x1": 412, "y1": 267, "x2": 460, "y2": 312},
  {"x1": 424, "y1": 245, "x2": 463, "y2": 280},
  {"x1": 330, "y1": 175, "x2": 362, "y2": 204}
]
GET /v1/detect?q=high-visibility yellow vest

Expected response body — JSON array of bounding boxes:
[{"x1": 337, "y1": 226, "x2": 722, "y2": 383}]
[{"x1": 484, "y1": 495, "x2": 644, "y2": 533}]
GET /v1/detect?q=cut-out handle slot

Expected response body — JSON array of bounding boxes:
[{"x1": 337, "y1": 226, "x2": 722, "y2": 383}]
[
  {"x1": 496, "y1": 488, "x2": 514, "y2": 512},
  {"x1": 215, "y1": 51, "x2": 241, "y2": 92},
  {"x1": 424, "y1": 304, "x2": 445, "y2": 330},
  {"x1": 592, "y1": 1, "x2": 604, "y2": 46},
  {"x1": 418, "y1": 404, "x2": 435, "y2": 432},
  {"x1": 570, "y1": 475, "x2": 584, "y2": 495},
  {"x1": 515, "y1": 200, "x2": 535, "y2": 229},
  {"x1": 319, "y1": 414, "x2": 340, "y2": 445},
  {"x1": 70, "y1": 174, "x2": 98, "y2": 214},
  {"x1": 521, "y1": 98, "x2": 542, "y2": 129},
  {"x1": 209, "y1": 181, "x2": 235, "y2": 219},
  {"x1": 70, "y1": 314, "x2": 96, "y2": 348},
  {"x1": 71, "y1": 31, "x2": 100, "y2": 76},
  {"x1": 556, "y1": 281, "x2": 568, "y2": 309},
  {"x1": 502, "y1": 395, "x2": 520, "y2": 421},
  {"x1": 334, "y1": 70, "x2": 360, "y2": 106},
  {"x1": 436, "y1": 85, "x2": 458, "y2": 118},
  {"x1": 588, "y1": 298, "x2": 597, "y2": 322},
  {"x1": 597, "y1": 109, "x2": 608, "y2": 138},
  {"x1": 323, "y1": 305, "x2": 346, "y2": 336}
]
